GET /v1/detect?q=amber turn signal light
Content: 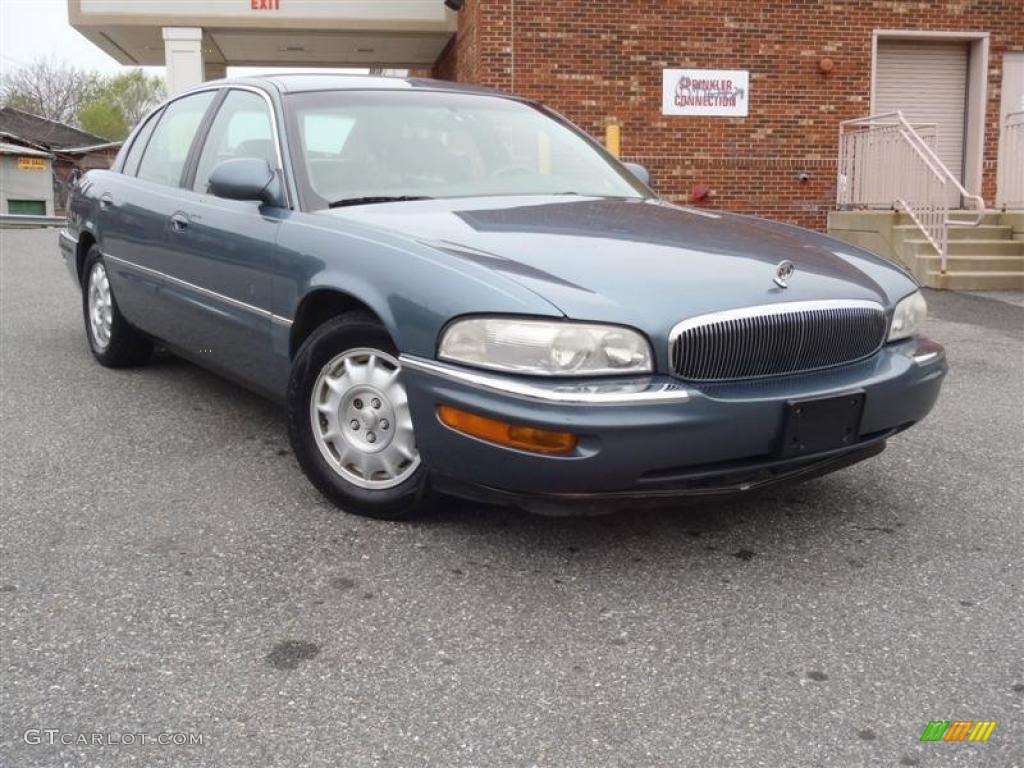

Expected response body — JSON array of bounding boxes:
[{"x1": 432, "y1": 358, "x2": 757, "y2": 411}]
[{"x1": 437, "y1": 406, "x2": 577, "y2": 455}]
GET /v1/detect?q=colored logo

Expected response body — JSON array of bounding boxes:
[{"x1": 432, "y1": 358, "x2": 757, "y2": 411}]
[{"x1": 920, "y1": 720, "x2": 997, "y2": 742}]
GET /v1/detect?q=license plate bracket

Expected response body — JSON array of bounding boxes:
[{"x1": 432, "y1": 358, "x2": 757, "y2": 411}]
[{"x1": 779, "y1": 391, "x2": 865, "y2": 458}]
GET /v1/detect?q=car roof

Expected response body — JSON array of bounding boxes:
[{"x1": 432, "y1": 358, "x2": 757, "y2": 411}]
[{"x1": 199, "y1": 73, "x2": 507, "y2": 98}]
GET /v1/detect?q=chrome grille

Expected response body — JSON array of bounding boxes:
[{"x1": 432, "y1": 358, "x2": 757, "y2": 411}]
[{"x1": 669, "y1": 300, "x2": 887, "y2": 382}]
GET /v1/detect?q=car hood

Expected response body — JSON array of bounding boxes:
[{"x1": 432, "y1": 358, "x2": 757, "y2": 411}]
[{"x1": 322, "y1": 196, "x2": 916, "y2": 335}]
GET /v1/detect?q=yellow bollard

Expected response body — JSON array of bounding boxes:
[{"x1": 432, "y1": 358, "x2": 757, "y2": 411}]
[{"x1": 605, "y1": 124, "x2": 621, "y2": 158}]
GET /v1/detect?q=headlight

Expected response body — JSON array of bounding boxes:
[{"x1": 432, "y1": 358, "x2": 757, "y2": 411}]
[
  {"x1": 439, "y1": 317, "x2": 653, "y2": 376},
  {"x1": 888, "y1": 291, "x2": 927, "y2": 342}
]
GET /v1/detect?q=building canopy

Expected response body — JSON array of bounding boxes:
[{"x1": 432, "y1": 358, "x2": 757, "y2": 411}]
[{"x1": 68, "y1": 0, "x2": 456, "y2": 72}]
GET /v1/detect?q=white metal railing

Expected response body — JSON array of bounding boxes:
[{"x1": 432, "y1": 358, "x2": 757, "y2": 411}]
[
  {"x1": 998, "y1": 110, "x2": 1024, "y2": 210},
  {"x1": 837, "y1": 111, "x2": 985, "y2": 273}
]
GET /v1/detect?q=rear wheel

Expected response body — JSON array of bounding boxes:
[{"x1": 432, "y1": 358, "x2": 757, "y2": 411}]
[
  {"x1": 287, "y1": 312, "x2": 431, "y2": 519},
  {"x1": 81, "y1": 248, "x2": 152, "y2": 367}
]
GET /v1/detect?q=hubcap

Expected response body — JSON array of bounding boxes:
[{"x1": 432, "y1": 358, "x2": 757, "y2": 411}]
[
  {"x1": 309, "y1": 348, "x2": 420, "y2": 490},
  {"x1": 87, "y1": 262, "x2": 113, "y2": 350}
]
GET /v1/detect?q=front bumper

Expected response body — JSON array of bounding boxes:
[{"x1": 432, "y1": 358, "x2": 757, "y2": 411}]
[{"x1": 400, "y1": 338, "x2": 946, "y2": 511}]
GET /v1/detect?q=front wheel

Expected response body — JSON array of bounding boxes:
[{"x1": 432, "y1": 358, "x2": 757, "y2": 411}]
[
  {"x1": 81, "y1": 248, "x2": 153, "y2": 367},
  {"x1": 287, "y1": 312, "x2": 431, "y2": 520}
]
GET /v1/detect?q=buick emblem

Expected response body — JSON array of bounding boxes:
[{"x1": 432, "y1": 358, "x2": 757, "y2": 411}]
[{"x1": 773, "y1": 260, "x2": 795, "y2": 288}]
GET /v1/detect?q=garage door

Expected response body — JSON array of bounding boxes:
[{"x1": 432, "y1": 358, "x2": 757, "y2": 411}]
[{"x1": 875, "y1": 39, "x2": 969, "y2": 207}]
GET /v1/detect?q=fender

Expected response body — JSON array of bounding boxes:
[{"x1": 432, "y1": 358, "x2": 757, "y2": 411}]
[{"x1": 275, "y1": 212, "x2": 565, "y2": 359}]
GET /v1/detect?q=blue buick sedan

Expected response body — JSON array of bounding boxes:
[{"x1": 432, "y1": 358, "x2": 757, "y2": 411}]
[{"x1": 61, "y1": 74, "x2": 946, "y2": 519}]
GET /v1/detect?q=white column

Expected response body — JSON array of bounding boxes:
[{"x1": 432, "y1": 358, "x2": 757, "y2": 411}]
[{"x1": 162, "y1": 27, "x2": 203, "y2": 95}]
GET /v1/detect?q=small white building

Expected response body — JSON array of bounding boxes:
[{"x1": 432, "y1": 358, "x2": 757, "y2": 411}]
[{"x1": 0, "y1": 142, "x2": 55, "y2": 217}]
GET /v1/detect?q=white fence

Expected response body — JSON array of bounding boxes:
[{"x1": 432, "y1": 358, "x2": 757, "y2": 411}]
[
  {"x1": 837, "y1": 111, "x2": 984, "y2": 273},
  {"x1": 998, "y1": 110, "x2": 1024, "y2": 210}
]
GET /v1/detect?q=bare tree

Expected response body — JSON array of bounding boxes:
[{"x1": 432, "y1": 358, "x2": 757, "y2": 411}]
[{"x1": 0, "y1": 56, "x2": 100, "y2": 125}]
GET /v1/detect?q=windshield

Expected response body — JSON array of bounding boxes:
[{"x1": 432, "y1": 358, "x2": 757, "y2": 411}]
[{"x1": 284, "y1": 89, "x2": 649, "y2": 209}]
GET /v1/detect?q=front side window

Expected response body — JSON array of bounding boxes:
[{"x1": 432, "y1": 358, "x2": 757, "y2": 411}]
[
  {"x1": 193, "y1": 90, "x2": 276, "y2": 192},
  {"x1": 284, "y1": 90, "x2": 648, "y2": 209},
  {"x1": 136, "y1": 91, "x2": 216, "y2": 188},
  {"x1": 122, "y1": 109, "x2": 162, "y2": 177}
]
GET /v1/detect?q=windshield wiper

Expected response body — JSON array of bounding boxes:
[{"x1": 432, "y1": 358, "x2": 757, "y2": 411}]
[{"x1": 328, "y1": 196, "x2": 433, "y2": 208}]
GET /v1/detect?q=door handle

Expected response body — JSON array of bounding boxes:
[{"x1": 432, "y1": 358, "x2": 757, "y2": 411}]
[
  {"x1": 99, "y1": 193, "x2": 113, "y2": 208},
  {"x1": 169, "y1": 212, "x2": 189, "y2": 232}
]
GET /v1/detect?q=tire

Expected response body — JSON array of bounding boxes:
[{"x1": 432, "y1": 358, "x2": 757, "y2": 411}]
[
  {"x1": 81, "y1": 247, "x2": 153, "y2": 367},
  {"x1": 287, "y1": 311, "x2": 431, "y2": 520}
]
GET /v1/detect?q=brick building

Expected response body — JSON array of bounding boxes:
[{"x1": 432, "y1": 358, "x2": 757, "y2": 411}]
[
  {"x1": 427, "y1": 1, "x2": 1023, "y2": 231},
  {"x1": 68, "y1": 0, "x2": 1024, "y2": 287}
]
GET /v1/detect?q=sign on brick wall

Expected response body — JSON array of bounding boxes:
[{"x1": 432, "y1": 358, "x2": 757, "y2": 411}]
[{"x1": 662, "y1": 69, "x2": 749, "y2": 117}]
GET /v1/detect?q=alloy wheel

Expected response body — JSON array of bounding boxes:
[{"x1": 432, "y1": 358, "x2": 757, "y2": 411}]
[
  {"x1": 87, "y1": 261, "x2": 113, "y2": 350},
  {"x1": 309, "y1": 348, "x2": 420, "y2": 490}
]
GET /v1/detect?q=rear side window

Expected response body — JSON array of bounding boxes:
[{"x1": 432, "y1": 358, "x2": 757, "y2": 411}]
[
  {"x1": 122, "y1": 109, "x2": 162, "y2": 176},
  {"x1": 192, "y1": 90, "x2": 276, "y2": 192},
  {"x1": 136, "y1": 91, "x2": 216, "y2": 188}
]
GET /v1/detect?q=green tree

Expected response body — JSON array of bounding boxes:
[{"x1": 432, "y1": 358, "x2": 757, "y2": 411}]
[
  {"x1": 77, "y1": 98, "x2": 129, "y2": 141},
  {"x1": 78, "y1": 70, "x2": 166, "y2": 140}
]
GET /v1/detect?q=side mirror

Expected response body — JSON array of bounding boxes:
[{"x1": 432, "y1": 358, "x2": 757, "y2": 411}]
[
  {"x1": 207, "y1": 157, "x2": 284, "y2": 207},
  {"x1": 622, "y1": 162, "x2": 652, "y2": 188}
]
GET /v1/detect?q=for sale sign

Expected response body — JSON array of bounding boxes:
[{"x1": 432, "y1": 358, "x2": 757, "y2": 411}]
[
  {"x1": 662, "y1": 69, "x2": 749, "y2": 117},
  {"x1": 16, "y1": 157, "x2": 47, "y2": 171}
]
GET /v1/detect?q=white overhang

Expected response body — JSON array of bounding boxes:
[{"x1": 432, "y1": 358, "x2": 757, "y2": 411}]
[{"x1": 68, "y1": 0, "x2": 456, "y2": 68}]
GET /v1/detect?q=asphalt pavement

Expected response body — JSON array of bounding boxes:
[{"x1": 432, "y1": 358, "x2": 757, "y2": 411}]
[{"x1": 1, "y1": 228, "x2": 1022, "y2": 767}]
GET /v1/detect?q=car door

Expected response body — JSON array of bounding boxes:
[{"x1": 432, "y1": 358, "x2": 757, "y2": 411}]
[
  {"x1": 99, "y1": 90, "x2": 219, "y2": 336},
  {"x1": 91, "y1": 106, "x2": 162, "y2": 332},
  {"x1": 155, "y1": 87, "x2": 286, "y2": 390}
]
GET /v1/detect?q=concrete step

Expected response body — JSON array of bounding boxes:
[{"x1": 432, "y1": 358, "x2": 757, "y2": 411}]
[
  {"x1": 896, "y1": 211, "x2": 1005, "y2": 226},
  {"x1": 903, "y1": 238, "x2": 1024, "y2": 256},
  {"x1": 915, "y1": 254, "x2": 1024, "y2": 272},
  {"x1": 1002, "y1": 211, "x2": 1024, "y2": 232},
  {"x1": 923, "y1": 270, "x2": 1024, "y2": 290},
  {"x1": 828, "y1": 210, "x2": 1024, "y2": 290},
  {"x1": 893, "y1": 224, "x2": 1014, "y2": 241},
  {"x1": 946, "y1": 210, "x2": 1006, "y2": 225}
]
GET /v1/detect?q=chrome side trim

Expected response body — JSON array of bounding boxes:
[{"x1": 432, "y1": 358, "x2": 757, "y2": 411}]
[
  {"x1": 668, "y1": 299, "x2": 885, "y2": 341},
  {"x1": 59, "y1": 229, "x2": 78, "y2": 248},
  {"x1": 399, "y1": 354, "x2": 690, "y2": 405},
  {"x1": 103, "y1": 252, "x2": 293, "y2": 326}
]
